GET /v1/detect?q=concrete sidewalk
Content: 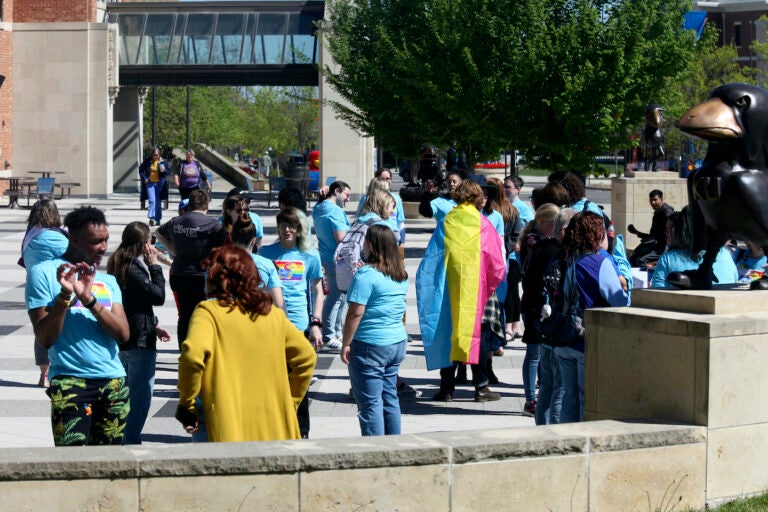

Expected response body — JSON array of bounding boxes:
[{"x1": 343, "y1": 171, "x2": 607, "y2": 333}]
[{"x1": 0, "y1": 187, "x2": 537, "y2": 448}]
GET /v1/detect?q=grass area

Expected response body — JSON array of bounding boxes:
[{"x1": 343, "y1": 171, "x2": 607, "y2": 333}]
[{"x1": 712, "y1": 493, "x2": 768, "y2": 512}]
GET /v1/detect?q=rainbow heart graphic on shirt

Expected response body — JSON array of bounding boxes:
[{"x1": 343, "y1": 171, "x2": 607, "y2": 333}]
[
  {"x1": 72, "y1": 281, "x2": 113, "y2": 309},
  {"x1": 274, "y1": 260, "x2": 305, "y2": 281}
]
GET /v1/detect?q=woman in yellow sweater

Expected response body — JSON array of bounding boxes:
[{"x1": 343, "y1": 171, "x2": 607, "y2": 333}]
[{"x1": 176, "y1": 245, "x2": 317, "y2": 442}]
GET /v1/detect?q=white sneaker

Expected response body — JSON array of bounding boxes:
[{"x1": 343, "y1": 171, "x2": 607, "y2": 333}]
[{"x1": 324, "y1": 337, "x2": 342, "y2": 353}]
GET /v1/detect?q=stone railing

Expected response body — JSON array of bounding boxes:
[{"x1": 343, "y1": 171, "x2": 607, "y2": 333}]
[{"x1": 0, "y1": 420, "x2": 705, "y2": 511}]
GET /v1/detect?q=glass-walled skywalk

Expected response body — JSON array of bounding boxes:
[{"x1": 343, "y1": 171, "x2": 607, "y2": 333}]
[{"x1": 105, "y1": 1, "x2": 324, "y2": 86}]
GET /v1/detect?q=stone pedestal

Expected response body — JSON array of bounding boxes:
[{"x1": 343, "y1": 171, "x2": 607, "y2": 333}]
[{"x1": 585, "y1": 286, "x2": 768, "y2": 504}]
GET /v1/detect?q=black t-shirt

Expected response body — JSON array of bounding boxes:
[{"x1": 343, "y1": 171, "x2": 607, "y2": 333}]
[{"x1": 157, "y1": 211, "x2": 227, "y2": 276}]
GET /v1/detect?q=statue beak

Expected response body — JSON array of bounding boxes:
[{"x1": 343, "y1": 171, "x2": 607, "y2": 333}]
[{"x1": 676, "y1": 97, "x2": 742, "y2": 140}]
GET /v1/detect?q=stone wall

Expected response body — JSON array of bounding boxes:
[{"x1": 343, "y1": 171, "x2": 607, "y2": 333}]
[
  {"x1": 0, "y1": 421, "x2": 706, "y2": 512},
  {"x1": 12, "y1": 22, "x2": 114, "y2": 197},
  {"x1": 585, "y1": 287, "x2": 768, "y2": 505}
]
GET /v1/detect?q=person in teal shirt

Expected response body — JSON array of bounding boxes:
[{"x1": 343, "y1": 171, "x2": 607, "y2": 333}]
[
  {"x1": 651, "y1": 210, "x2": 738, "y2": 288},
  {"x1": 311, "y1": 180, "x2": 351, "y2": 349},
  {"x1": 340, "y1": 225, "x2": 409, "y2": 436},
  {"x1": 259, "y1": 207, "x2": 324, "y2": 439},
  {"x1": 20, "y1": 199, "x2": 69, "y2": 387}
]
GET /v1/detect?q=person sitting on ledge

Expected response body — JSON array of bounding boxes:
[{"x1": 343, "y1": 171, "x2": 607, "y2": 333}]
[{"x1": 628, "y1": 189, "x2": 675, "y2": 267}]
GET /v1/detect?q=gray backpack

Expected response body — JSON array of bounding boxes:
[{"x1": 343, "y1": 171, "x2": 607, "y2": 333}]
[{"x1": 334, "y1": 216, "x2": 380, "y2": 291}]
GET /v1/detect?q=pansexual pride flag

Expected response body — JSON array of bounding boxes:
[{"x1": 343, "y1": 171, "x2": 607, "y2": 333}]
[{"x1": 416, "y1": 203, "x2": 506, "y2": 371}]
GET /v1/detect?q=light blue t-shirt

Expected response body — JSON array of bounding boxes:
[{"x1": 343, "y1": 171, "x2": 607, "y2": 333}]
[
  {"x1": 730, "y1": 247, "x2": 768, "y2": 281},
  {"x1": 484, "y1": 209, "x2": 505, "y2": 239},
  {"x1": 357, "y1": 212, "x2": 392, "y2": 230},
  {"x1": 572, "y1": 198, "x2": 603, "y2": 216},
  {"x1": 312, "y1": 199, "x2": 350, "y2": 263},
  {"x1": 431, "y1": 196, "x2": 457, "y2": 223},
  {"x1": 651, "y1": 247, "x2": 739, "y2": 288},
  {"x1": 217, "y1": 212, "x2": 264, "y2": 238},
  {"x1": 259, "y1": 243, "x2": 323, "y2": 330},
  {"x1": 25, "y1": 258, "x2": 126, "y2": 380},
  {"x1": 251, "y1": 253, "x2": 282, "y2": 290},
  {"x1": 22, "y1": 228, "x2": 69, "y2": 270},
  {"x1": 512, "y1": 198, "x2": 534, "y2": 226},
  {"x1": 347, "y1": 265, "x2": 408, "y2": 346}
]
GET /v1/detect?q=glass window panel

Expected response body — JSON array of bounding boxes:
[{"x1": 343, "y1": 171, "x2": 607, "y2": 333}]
[
  {"x1": 167, "y1": 14, "x2": 186, "y2": 65},
  {"x1": 286, "y1": 14, "x2": 316, "y2": 64},
  {"x1": 257, "y1": 13, "x2": 286, "y2": 63},
  {"x1": 143, "y1": 14, "x2": 174, "y2": 65},
  {"x1": 115, "y1": 14, "x2": 146, "y2": 65},
  {"x1": 211, "y1": 14, "x2": 246, "y2": 65},
  {"x1": 182, "y1": 13, "x2": 215, "y2": 64},
  {"x1": 242, "y1": 14, "x2": 257, "y2": 64}
]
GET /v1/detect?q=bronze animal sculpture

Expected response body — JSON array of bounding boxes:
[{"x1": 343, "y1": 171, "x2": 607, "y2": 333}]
[
  {"x1": 642, "y1": 104, "x2": 666, "y2": 172},
  {"x1": 670, "y1": 82, "x2": 768, "y2": 290}
]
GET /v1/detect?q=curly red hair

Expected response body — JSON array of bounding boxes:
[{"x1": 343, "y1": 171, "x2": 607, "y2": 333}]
[
  {"x1": 563, "y1": 211, "x2": 605, "y2": 255},
  {"x1": 201, "y1": 245, "x2": 272, "y2": 316}
]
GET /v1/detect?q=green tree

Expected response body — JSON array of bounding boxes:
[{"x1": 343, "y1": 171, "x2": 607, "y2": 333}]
[
  {"x1": 143, "y1": 86, "x2": 318, "y2": 162},
  {"x1": 662, "y1": 24, "x2": 756, "y2": 162},
  {"x1": 323, "y1": 0, "x2": 710, "y2": 170}
]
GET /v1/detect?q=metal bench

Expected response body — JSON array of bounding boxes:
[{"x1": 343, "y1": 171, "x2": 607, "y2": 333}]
[
  {"x1": 2, "y1": 189, "x2": 23, "y2": 208},
  {"x1": 55, "y1": 182, "x2": 80, "y2": 199}
]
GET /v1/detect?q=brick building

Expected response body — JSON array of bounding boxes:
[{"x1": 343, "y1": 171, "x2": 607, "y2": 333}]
[
  {"x1": 694, "y1": 0, "x2": 768, "y2": 73},
  {"x1": 0, "y1": 0, "x2": 101, "y2": 175}
]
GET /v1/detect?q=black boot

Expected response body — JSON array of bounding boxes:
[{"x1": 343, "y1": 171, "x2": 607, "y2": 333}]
[
  {"x1": 455, "y1": 364, "x2": 468, "y2": 385},
  {"x1": 487, "y1": 356, "x2": 499, "y2": 385}
]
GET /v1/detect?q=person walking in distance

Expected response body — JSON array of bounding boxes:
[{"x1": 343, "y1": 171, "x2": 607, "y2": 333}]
[{"x1": 139, "y1": 147, "x2": 169, "y2": 226}]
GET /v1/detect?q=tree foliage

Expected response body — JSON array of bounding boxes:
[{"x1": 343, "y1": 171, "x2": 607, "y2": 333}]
[
  {"x1": 323, "y1": 0, "x2": 717, "y2": 170},
  {"x1": 143, "y1": 86, "x2": 318, "y2": 159}
]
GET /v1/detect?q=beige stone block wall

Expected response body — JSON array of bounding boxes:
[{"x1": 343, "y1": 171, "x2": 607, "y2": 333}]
[
  {"x1": 589, "y1": 443, "x2": 706, "y2": 512},
  {"x1": 0, "y1": 478, "x2": 137, "y2": 511},
  {"x1": 707, "y1": 424, "x2": 768, "y2": 502},
  {"x1": 301, "y1": 465, "x2": 449, "y2": 511},
  {"x1": 319, "y1": 34, "x2": 374, "y2": 200},
  {"x1": 12, "y1": 22, "x2": 113, "y2": 197},
  {"x1": 611, "y1": 173, "x2": 687, "y2": 249},
  {"x1": 452, "y1": 455, "x2": 588, "y2": 511},
  {"x1": 587, "y1": 288, "x2": 768, "y2": 505},
  {"x1": 141, "y1": 473, "x2": 298, "y2": 512},
  {"x1": 708, "y1": 334, "x2": 768, "y2": 428}
]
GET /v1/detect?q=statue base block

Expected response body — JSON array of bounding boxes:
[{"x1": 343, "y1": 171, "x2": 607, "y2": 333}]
[{"x1": 585, "y1": 286, "x2": 768, "y2": 503}]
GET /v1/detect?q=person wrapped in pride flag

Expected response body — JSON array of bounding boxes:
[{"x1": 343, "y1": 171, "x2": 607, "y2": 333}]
[{"x1": 416, "y1": 180, "x2": 507, "y2": 402}]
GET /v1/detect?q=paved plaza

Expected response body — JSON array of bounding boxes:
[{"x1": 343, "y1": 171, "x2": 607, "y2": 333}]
[{"x1": 0, "y1": 176, "x2": 605, "y2": 447}]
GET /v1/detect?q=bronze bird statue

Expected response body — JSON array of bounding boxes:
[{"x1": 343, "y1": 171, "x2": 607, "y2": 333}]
[{"x1": 670, "y1": 83, "x2": 768, "y2": 290}]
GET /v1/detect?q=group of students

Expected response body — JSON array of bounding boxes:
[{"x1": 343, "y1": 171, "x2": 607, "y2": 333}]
[{"x1": 21, "y1": 170, "x2": 414, "y2": 445}]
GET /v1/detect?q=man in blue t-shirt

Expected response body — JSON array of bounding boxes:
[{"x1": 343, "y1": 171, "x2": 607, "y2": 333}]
[
  {"x1": 26, "y1": 206, "x2": 131, "y2": 446},
  {"x1": 311, "y1": 180, "x2": 351, "y2": 350}
]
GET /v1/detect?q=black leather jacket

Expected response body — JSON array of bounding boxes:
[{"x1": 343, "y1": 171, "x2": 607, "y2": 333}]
[{"x1": 117, "y1": 260, "x2": 166, "y2": 351}]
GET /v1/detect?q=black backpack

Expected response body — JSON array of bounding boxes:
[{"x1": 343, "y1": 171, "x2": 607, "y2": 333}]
[{"x1": 527, "y1": 255, "x2": 585, "y2": 346}]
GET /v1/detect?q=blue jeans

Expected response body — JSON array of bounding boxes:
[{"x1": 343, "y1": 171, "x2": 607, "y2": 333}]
[
  {"x1": 348, "y1": 339, "x2": 406, "y2": 436},
  {"x1": 146, "y1": 180, "x2": 164, "y2": 223},
  {"x1": 119, "y1": 348, "x2": 157, "y2": 444},
  {"x1": 523, "y1": 342, "x2": 541, "y2": 402},
  {"x1": 321, "y1": 264, "x2": 347, "y2": 342},
  {"x1": 535, "y1": 345, "x2": 563, "y2": 425},
  {"x1": 554, "y1": 345, "x2": 585, "y2": 423}
]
